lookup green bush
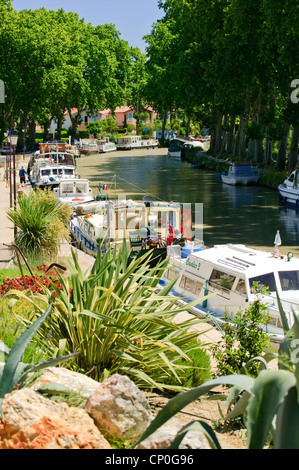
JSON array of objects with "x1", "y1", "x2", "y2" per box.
[
  {"x1": 212, "y1": 283, "x2": 272, "y2": 377},
  {"x1": 165, "y1": 342, "x2": 211, "y2": 389}
]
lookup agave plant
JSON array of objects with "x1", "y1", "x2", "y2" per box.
[
  {"x1": 6, "y1": 240, "x2": 214, "y2": 391},
  {"x1": 0, "y1": 304, "x2": 78, "y2": 418},
  {"x1": 135, "y1": 292, "x2": 299, "y2": 449}
]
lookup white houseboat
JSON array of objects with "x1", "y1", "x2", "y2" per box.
[
  {"x1": 97, "y1": 140, "x2": 117, "y2": 153},
  {"x1": 53, "y1": 179, "x2": 94, "y2": 208},
  {"x1": 29, "y1": 142, "x2": 78, "y2": 190},
  {"x1": 160, "y1": 242, "x2": 299, "y2": 342},
  {"x1": 115, "y1": 135, "x2": 158, "y2": 151}
]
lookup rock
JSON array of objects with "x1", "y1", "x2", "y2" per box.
[
  {"x1": 0, "y1": 388, "x2": 111, "y2": 449},
  {"x1": 136, "y1": 417, "x2": 210, "y2": 450},
  {"x1": 86, "y1": 374, "x2": 153, "y2": 440},
  {"x1": 28, "y1": 366, "x2": 100, "y2": 402}
]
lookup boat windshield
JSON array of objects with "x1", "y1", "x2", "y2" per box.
[
  {"x1": 278, "y1": 271, "x2": 299, "y2": 291},
  {"x1": 249, "y1": 272, "x2": 276, "y2": 292}
]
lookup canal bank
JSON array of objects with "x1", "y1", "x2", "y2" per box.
[{"x1": 183, "y1": 149, "x2": 290, "y2": 190}]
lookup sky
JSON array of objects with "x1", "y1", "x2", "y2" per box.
[{"x1": 11, "y1": 0, "x2": 164, "y2": 51}]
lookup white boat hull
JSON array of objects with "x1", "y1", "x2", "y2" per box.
[
  {"x1": 278, "y1": 184, "x2": 299, "y2": 206},
  {"x1": 221, "y1": 175, "x2": 260, "y2": 185}
]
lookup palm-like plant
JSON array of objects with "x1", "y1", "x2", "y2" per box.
[
  {"x1": 8, "y1": 241, "x2": 212, "y2": 391},
  {"x1": 7, "y1": 188, "x2": 72, "y2": 262}
]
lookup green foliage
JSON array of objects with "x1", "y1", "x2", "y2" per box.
[
  {"x1": 6, "y1": 188, "x2": 72, "y2": 263},
  {"x1": 0, "y1": 304, "x2": 77, "y2": 417},
  {"x1": 212, "y1": 283, "x2": 273, "y2": 377},
  {"x1": 7, "y1": 242, "x2": 210, "y2": 392},
  {"x1": 165, "y1": 342, "x2": 211, "y2": 390}
]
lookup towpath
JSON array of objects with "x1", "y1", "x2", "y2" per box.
[{"x1": 0, "y1": 154, "x2": 95, "y2": 272}]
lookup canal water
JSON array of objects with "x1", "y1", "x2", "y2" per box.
[{"x1": 76, "y1": 148, "x2": 299, "y2": 255}]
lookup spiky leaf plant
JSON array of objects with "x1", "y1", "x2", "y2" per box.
[{"x1": 6, "y1": 241, "x2": 213, "y2": 391}]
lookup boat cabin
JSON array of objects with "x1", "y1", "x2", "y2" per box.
[
  {"x1": 166, "y1": 244, "x2": 299, "y2": 338},
  {"x1": 115, "y1": 135, "x2": 142, "y2": 150},
  {"x1": 53, "y1": 179, "x2": 94, "y2": 207}
]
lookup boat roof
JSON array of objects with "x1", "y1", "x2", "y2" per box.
[{"x1": 189, "y1": 244, "x2": 299, "y2": 277}]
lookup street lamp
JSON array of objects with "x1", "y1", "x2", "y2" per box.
[{"x1": 7, "y1": 128, "x2": 19, "y2": 239}]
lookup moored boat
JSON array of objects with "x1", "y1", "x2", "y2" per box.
[
  {"x1": 97, "y1": 140, "x2": 117, "y2": 153},
  {"x1": 115, "y1": 135, "x2": 142, "y2": 150},
  {"x1": 221, "y1": 164, "x2": 260, "y2": 186},
  {"x1": 29, "y1": 142, "x2": 78, "y2": 190},
  {"x1": 69, "y1": 197, "x2": 190, "y2": 264},
  {"x1": 53, "y1": 178, "x2": 94, "y2": 208},
  {"x1": 168, "y1": 138, "x2": 204, "y2": 158},
  {"x1": 278, "y1": 170, "x2": 299, "y2": 206},
  {"x1": 159, "y1": 235, "x2": 297, "y2": 342},
  {"x1": 78, "y1": 138, "x2": 99, "y2": 155}
]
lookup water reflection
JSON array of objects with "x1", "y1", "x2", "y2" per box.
[{"x1": 77, "y1": 150, "x2": 299, "y2": 250}]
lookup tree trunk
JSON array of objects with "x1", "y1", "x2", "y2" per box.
[
  {"x1": 288, "y1": 123, "x2": 299, "y2": 170},
  {"x1": 68, "y1": 108, "x2": 81, "y2": 139},
  {"x1": 263, "y1": 129, "x2": 272, "y2": 166},
  {"x1": 234, "y1": 96, "x2": 250, "y2": 159},
  {"x1": 28, "y1": 118, "x2": 36, "y2": 150},
  {"x1": 212, "y1": 112, "x2": 222, "y2": 155},
  {"x1": 185, "y1": 115, "x2": 191, "y2": 137},
  {"x1": 234, "y1": 115, "x2": 248, "y2": 159},
  {"x1": 276, "y1": 123, "x2": 290, "y2": 170},
  {"x1": 56, "y1": 114, "x2": 65, "y2": 141},
  {"x1": 161, "y1": 111, "x2": 167, "y2": 141},
  {"x1": 226, "y1": 115, "x2": 235, "y2": 155},
  {"x1": 42, "y1": 118, "x2": 51, "y2": 141}
]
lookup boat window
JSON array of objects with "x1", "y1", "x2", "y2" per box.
[
  {"x1": 52, "y1": 169, "x2": 58, "y2": 175},
  {"x1": 41, "y1": 169, "x2": 51, "y2": 176},
  {"x1": 64, "y1": 169, "x2": 74, "y2": 175},
  {"x1": 179, "y1": 275, "x2": 203, "y2": 295},
  {"x1": 278, "y1": 271, "x2": 299, "y2": 291},
  {"x1": 235, "y1": 278, "x2": 247, "y2": 295},
  {"x1": 165, "y1": 268, "x2": 178, "y2": 280},
  {"x1": 209, "y1": 269, "x2": 236, "y2": 291},
  {"x1": 249, "y1": 273, "x2": 276, "y2": 292},
  {"x1": 61, "y1": 183, "x2": 73, "y2": 194},
  {"x1": 75, "y1": 183, "x2": 86, "y2": 193}
]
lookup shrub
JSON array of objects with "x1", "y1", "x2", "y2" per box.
[
  {"x1": 211, "y1": 283, "x2": 272, "y2": 377},
  {"x1": 165, "y1": 342, "x2": 211, "y2": 390}
]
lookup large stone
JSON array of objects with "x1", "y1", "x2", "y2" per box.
[
  {"x1": 28, "y1": 366, "x2": 100, "y2": 401},
  {"x1": 86, "y1": 374, "x2": 153, "y2": 440},
  {"x1": 0, "y1": 388, "x2": 111, "y2": 449},
  {"x1": 136, "y1": 417, "x2": 210, "y2": 450}
]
